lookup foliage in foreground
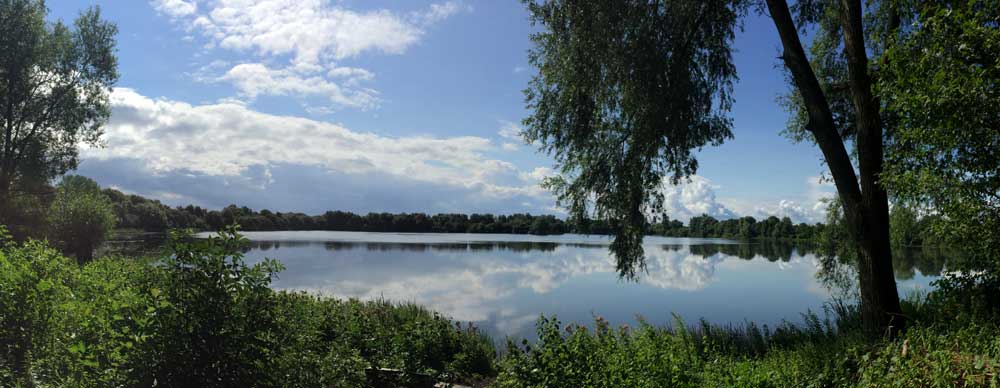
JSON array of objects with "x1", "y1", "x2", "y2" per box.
[
  {"x1": 47, "y1": 176, "x2": 117, "y2": 263},
  {"x1": 499, "y1": 277, "x2": 1000, "y2": 388},
  {"x1": 879, "y1": 0, "x2": 1000, "y2": 276},
  {"x1": 0, "y1": 227, "x2": 495, "y2": 388},
  {"x1": 4, "y1": 224, "x2": 998, "y2": 387}
]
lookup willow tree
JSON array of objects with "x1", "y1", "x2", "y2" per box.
[
  {"x1": 0, "y1": 1, "x2": 118, "y2": 218},
  {"x1": 521, "y1": 0, "x2": 743, "y2": 278},
  {"x1": 523, "y1": 0, "x2": 915, "y2": 336}
]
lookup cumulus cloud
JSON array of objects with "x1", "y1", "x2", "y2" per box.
[
  {"x1": 81, "y1": 88, "x2": 554, "y2": 211},
  {"x1": 168, "y1": 0, "x2": 443, "y2": 63},
  {"x1": 221, "y1": 63, "x2": 379, "y2": 109},
  {"x1": 749, "y1": 200, "x2": 815, "y2": 223},
  {"x1": 152, "y1": 0, "x2": 464, "y2": 109},
  {"x1": 152, "y1": 0, "x2": 197, "y2": 18},
  {"x1": 741, "y1": 176, "x2": 835, "y2": 223},
  {"x1": 520, "y1": 167, "x2": 554, "y2": 182},
  {"x1": 497, "y1": 120, "x2": 524, "y2": 141},
  {"x1": 658, "y1": 176, "x2": 738, "y2": 222}
]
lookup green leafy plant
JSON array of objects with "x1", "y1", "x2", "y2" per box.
[{"x1": 47, "y1": 176, "x2": 117, "y2": 263}]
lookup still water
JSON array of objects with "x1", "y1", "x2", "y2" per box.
[{"x1": 204, "y1": 231, "x2": 941, "y2": 340}]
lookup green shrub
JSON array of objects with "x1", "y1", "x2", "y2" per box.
[
  {"x1": 497, "y1": 309, "x2": 873, "y2": 388},
  {"x1": 47, "y1": 175, "x2": 117, "y2": 263},
  {"x1": 0, "y1": 240, "x2": 77, "y2": 387},
  {"x1": 0, "y1": 227, "x2": 497, "y2": 387},
  {"x1": 142, "y1": 227, "x2": 284, "y2": 387},
  {"x1": 857, "y1": 323, "x2": 1000, "y2": 387},
  {"x1": 32, "y1": 256, "x2": 163, "y2": 387},
  {"x1": 315, "y1": 298, "x2": 497, "y2": 382},
  {"x1": 499, "y1": 315, "x2": 705, "y2": 388}
]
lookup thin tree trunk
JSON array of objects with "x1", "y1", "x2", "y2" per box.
[
  {"x1": 764, "y1": 0, "x2": 903, "y2": 337},
  {"x1": 0, "y1": 174, "x2": 11, "y2": 222}
]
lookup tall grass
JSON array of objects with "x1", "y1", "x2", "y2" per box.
[
  {"x1": 498, "y1": 286, "x2": 1000, "y2": 388},
  {"x1": 0, "y1": 229, "x2": 496, "y2": 388}
]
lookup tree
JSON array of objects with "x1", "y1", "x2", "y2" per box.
[
  {"x1": 0, "y1": 1, "x2": 118, "y2": 218},
  {"x1": 762, "y1": 0, "x2": 927, "y2": 335},
  {"x1": 47, "y1": 175, "x2": 116, "y2": 263},
  {"x1": 878, "y1": 0, "x2": 1000, "y2": 274},
  {"x1": 522, "y1": 0, "x2": 742, "y2": 278},
  {"x1": 889, "y1": 204, "x2": 920, "y2": 247},
  {"x1": 523, "y1": 0, "x2": 910, "y2": 336}
]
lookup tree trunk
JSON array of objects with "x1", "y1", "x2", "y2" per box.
[
  {"x1": 837, "y1": 0, "x2": 904, "y2": 337},
  {"x1": 0, "y1": 174, "x2": 11, "y2": 223},
  {"x1": 764, "y1": 0, "x2": 903, "y2": 337},
  {"x1": 76, "y1": 242, "x2": 95, "y2": 264}
]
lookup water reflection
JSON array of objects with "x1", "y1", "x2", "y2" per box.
[
  {"x1": 249, "y1": 240, "x2": 588, "y2": 253},
  {"x1": 228, "y1": 232, "x2": 946, "y2": 341}
]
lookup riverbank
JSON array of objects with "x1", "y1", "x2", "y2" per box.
[
  {"x1": 3, "y1": 229, "x2": 998, "y2": 387},
  {"x1": 499, "y1": 288, "x2": 1000, "y2": 387},
  {"x1": 1, "y1": 229, "x2": 496, "y2": 388}
]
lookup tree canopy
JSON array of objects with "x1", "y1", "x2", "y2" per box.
[
  {"x1": 47, "y1": 175, "x2": 116, "y2": 263},
  {"x1": 521, "y1": 0, "x2": 744, "y2": 278},
  {"x1": 0, "y1": 0, "x2": 117, "y2": 207},
  {"x1": 878, "y1": 0, "x2": 1000, "y2": 273}
]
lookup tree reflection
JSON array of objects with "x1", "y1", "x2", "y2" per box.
[
  {"x1": 813, "y1": 242, "x2": 955, "y2": 298},
  {"x1": 688, "y1": 241, "x2": 805, "y2": 262}
]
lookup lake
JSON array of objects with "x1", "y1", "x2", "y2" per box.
[{"x1": 186, "y1": 231, "x2": 943, "y2": 341}]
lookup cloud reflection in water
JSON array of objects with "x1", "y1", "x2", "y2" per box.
[{"x1": 235, "y1": 232, "x2": 940, "y2": 340}]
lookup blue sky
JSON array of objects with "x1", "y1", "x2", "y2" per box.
[{"x1": 50, "y1": 0, "x2": 834, "y2": 223}]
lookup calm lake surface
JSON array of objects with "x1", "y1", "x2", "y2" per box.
[{"x1": 194, "y1": 231, "x2": 940, "y2": 341}]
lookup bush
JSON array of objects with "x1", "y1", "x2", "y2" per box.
[
  {"x1": 0, "y1": 240, "x2": 77, "y2": 387},
  {"x1": 47, "y1": 175, "x2": 117, "y2": 263},
  {"x1": 499, "y1": 315, "x2": 706, "y2": 388},
  {"x1": 0, "y1": 227, "x2": 497, "y2": 387},
  {"x1": 856, "y1": 323, "x2": 1000, "y2": 387},
  {"x1": 496, "y1": 303, "x2": 1000, "y2": 388}
]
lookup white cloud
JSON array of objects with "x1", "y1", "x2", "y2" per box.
[
  {"x1": 501, "y1": 142, "x2": 519, "y2": 151},
  {"x1": 521, "y1": 167, "x2": 553, "y2": 182},
  {"x1": 411, "y1": 1, "x2": 471, "y2": 26},
  {"x1": 160, "y1": 0, "x2": 459, "y2": 65},
  {"x1": 658, "y1": 176, "x2": 737, "y2": 222},
  {"x1": 498, "y1": 120, "x2": 524, "y2": 141},
  {"x1": 153, "y1": 1, "x2": 465, "y2": 110},
  {"x1": 221, "y1": 63, "x2": 379, "y2": 109},
  {"x1": 722, "y1": 176, "x2": 835, "y2": 223},
  {"x1": 750, "y1": 199, "x2": 814, "y2": 223},
  {"x1": 152, "y1": 0, "x2": 197, "y2": 18},
  {"x1": 326, "y1": 66, "x2": 375, "y2": 85},
  {"x1": 805, "y1": 175, "x2": 836, "y2": 205},
  {"x1": 85, "y1": 88, "x2": 549, "y2": 207},
  {"x1": 261, "y1": 242, "x2": 774, "y2": 325},
  {"x1": 757, "y1": 176, "x2": 834, "y2": 223}
]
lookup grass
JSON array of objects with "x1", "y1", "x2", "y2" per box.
[
  {"x1": 3, "y1": 227, "x2": 999, "y2": 387},
  {"x1": 497, "y1": 280, "x2": 1000, "y2": 388},
  {"x1": 0, "y1": 229, "x2": 496, "y2": 388}
]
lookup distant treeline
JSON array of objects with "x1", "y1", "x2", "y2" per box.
[
  {"x1": 104, "y1": 188, "x2": 824, "y2": 239},
  {"x1": 651, "y1": 215, "x2": 824, "y2": 241},
  {"x1": 103, "y1": 189, "x2": 571, "y2": 235}
]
